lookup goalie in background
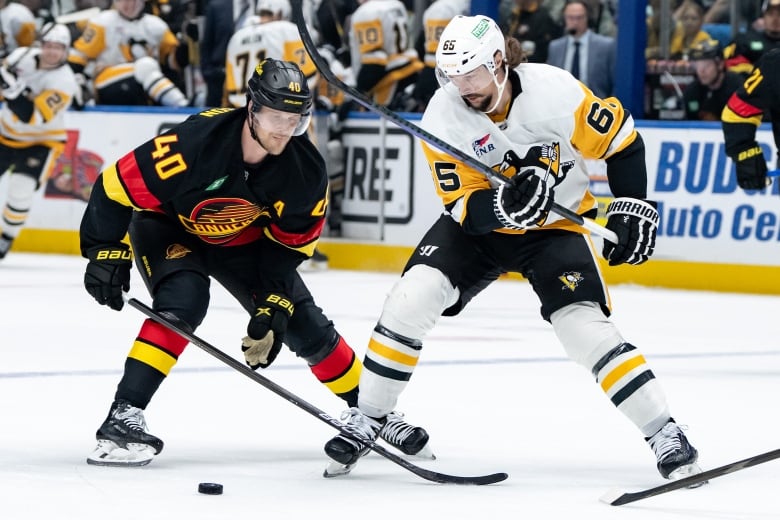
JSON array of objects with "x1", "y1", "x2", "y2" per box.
[
  {"x1": 0, "y1": 23, "x2": 80, "y2": 259},
  {"x1": 322, "y1": 14, "x2": 704, "y2": 483},
  {"x1": 79, "y1": 58, "x2": 430, "y2": 467}
]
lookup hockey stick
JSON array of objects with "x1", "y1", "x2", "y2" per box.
[
  {"x1": 126, "y1": 296, "x2": 508, "y2": 485},
  {"x1": 290, "y1": 0, "x2": 618, "y2": 244},
  {"x1": 600, "y1": 447, "x2": 780, "y2": 506}
]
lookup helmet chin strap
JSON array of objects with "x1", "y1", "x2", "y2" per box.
[
  {"x1": 483, "y1": 64, "x2": 509, "y2": 115},
  {"x1": 248, "y1": 111, "x2": 267, "y2": 149}
]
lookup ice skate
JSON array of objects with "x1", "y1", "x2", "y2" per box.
[
  {"x1": 0, "y1": 233, "x2": 13, "y2": 259},
  {"x1": 323, "y1": 407, "x2": 381, "y2": 477},
  {"x1": 647, "y1": 420, "x2": 706, "y2": 487},
  {"x1": 379, "y1": 411, "x2": 435, "y2": 460},
  {"x1": 87, "y1": 400, "x2": 164, "y2": 467}
]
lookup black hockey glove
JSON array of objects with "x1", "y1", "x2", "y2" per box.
[
  {"x1": 493, "y1": 169, "x2": 554, "y2": 230},
  {"x1": 602, "y1": 198, "x2": 659, "y2": 266},
  {"x1": 733, "y1": 144, "x2": 768, "y2": 190},
  {"x1": 84, "y1": 245, "x2": 132, "y2": 310},
  {"x1": 242, "y1": 293, "x2": 294, "y2": 370}
]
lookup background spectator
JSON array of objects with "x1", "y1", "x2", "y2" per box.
[
  {"x1": 682, "y1": 38, "x2": 742, "y2": 120},
  {"x1": 547, "y1": 0, "x2": 615, "y2": 98},
  {"x1": 499, "y1": 0, "x2": 561, "y2": 63}
]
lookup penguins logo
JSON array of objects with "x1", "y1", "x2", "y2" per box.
[
  {"x1": 559, "y1": 271, "x2": 584, "y2": 292},
  {"x1": 178, "y1": 198, "x2": 270, "y2": 244},
  {"x1": 498, "y1": 142, "x2": 574, "y2": 187}
]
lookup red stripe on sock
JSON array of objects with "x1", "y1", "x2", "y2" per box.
[
  {"x1": 310, "y1": 336, "x2": 355, "y2": 381},
  {"x1": 137, "y1": 318, "x2": 188, "y2": 357}
]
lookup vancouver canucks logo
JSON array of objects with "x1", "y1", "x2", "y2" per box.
[
  {"x1": 472, "y1": 134, "x2": 495, "y2": 157},
  {"x1": 179, "y1": 197, "x2": 271, "y2": 244}
]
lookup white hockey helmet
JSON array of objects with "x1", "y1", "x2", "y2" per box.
[
  {"x1": 41, "y1": 23, "x2": 71, "y2": 48},
  {"x1": 435, "y1": 15, "x2": 505, "y2": 81},
  {"x1": 256, "y1": 0, "x2": 291, "y2": 20}
]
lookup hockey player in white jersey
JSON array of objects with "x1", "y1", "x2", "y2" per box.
[
  {"x1": 67, "y1": 0, "x2": 189, "y2": 106},
  {"x1": 412, "y1": 0, "x2": 469, "y2": 110},
  {"x1": 348, "y1": 0, "x2": 422, "y2": 109},
  {"x1": 0, "y1": 24, "x2": 80, "y2": 259},
  {"x1": 0, "y1": 0, "x2": 36, "y2": 59},
  {"x1": 225, "y1": 0, "x2": 317, "y2": 108},
  {"x1": 323, "y1": 15, "x2": 704, "y2": 483}
]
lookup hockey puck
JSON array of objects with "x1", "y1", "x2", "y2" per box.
[{"x1": 198, "y1": 482, "x2": 223, "y2": 495}]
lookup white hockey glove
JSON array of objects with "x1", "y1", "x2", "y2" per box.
[
  {"x1": 493, "y1": 169, "x2": 554, "y2": 229},
  {"x1": 602, "y1": 197, "x2": 659, "y2": 266},
  {"x1": 0, "y1": 66, "x2": 28, "y2": 100}
]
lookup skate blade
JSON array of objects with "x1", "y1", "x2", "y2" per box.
[
  {"x1": 86, "y1": 440, "x2": 155, "y2": 467},
  {"x1": 323, "y1": 459, "x2": 357, "y2": 478},
  {"x1": 407, "y1": 443, "x2": 436, "y2": 461},
  {"x1": 669, "y1": 463, "x2": 708, "y2": 488}
]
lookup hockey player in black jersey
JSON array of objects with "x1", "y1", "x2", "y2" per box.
[
  {"x1": 79, "y1": 58, "x2": 431, "y2": 467},
  {"x1": 722, "y1": 47, "x2": 780, "y2": 190},
  {"x1": 323, "y1": 15, "x2": 703, "y2": 482}
]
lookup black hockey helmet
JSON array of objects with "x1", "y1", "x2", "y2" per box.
[
  {"x1": 247, "y1": 58, "x2": 313, "y2": 116},
  {"x1": 689, "y1": 39, "x2": 722, "y2": 61}
]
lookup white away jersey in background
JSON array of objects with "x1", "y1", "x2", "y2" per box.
[
  {"x1": 225, "y1": 19, "x2": 316, "y2": 107},
  {"x1": 0, "y1": 47, "x2": 80, "y2": 147}
]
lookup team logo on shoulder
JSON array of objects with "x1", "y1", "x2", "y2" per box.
[
  {"x1": 559, "y1": 271, "x2": 584, "y2": 292},
  {"x1": 165, "y1": 244, "x2": 192, "y2": 259},
  {"x1": 472, "y1": 134, "x2": 495, "y2": 157}
]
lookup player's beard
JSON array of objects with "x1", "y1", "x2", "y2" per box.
[{"x1": 462, "y1": 93, "x2": 493, "y2": 112}]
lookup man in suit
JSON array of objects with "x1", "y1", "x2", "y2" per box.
[{"x1": 547, "y1": 0, "x2": 615, "y2": 98}]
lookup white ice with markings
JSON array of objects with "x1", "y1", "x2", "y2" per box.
[{"x1": 1, "y1": 252, "x2": 779, "y2": 519}]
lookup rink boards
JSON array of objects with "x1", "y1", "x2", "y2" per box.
[{"x1": 4, "y1": 107, "x2": 779, "y2": 294}]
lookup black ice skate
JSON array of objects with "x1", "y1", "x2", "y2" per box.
[
  {"x1": 647, "y1": 420, "x2": 704, "y2": 485},
  {"x1": 87, "y1": 400, "x2": 164, "y2": 467},
  {"x1": 379, "y1": 412, "x2": 435, "y2": 460},
  {"x1": 323, "y1": 407, "x2": 381, "y2": 477}
]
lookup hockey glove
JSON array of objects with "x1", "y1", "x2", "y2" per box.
[
  {"x1": 0, "y1": 66, "x2": 28, "y2": 100},
  {"x1": 734, "y1": 144, "x2": 768, "y2": 190},
  {"x1": 84, "y1": 245, "x2": 132, "y2": 310},
  {"x1": 242, "y1": 293, "x2": 294, "y2": 370},
  {"x1": 602, "y1": 198, "x2": 659, "y2": 266},
  {"x1": 493, "y1": 169, "x2": 554, "y2": 230}
]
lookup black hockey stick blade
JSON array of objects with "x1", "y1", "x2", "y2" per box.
[
  {"x1": 290, "y1": 0, "x2": 617, "y2": 244},
  {"x1": 601, "y1": 447, "x2": 780, "y2": 506},
  {"x1": 126, "y1": 297, "x2": 508, "y2": 485}
]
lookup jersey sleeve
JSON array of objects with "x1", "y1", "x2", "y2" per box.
[{"x1": 721, "y1": 50, "x2": 779, "y2": 158}]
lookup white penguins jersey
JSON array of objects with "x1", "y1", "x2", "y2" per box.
[
  {"x1": 420, "y1": 63, "x2": 638, "y2": 235},
  {"x1": 225, "y1": 20, "x2": 317, "y2": 108},
  {"x1": 0, "y1": 47, "x2": 80, "y2": 147},
  {"x1": 421, "y1": 0, "x2": 469, "y2": 68},
  {"x1": 69, "y1": 9, "x2": 180, "y2": 72},
  {"x1": 348, "y1": 0, "x2": 418, "y2": 77},
  {"x1": 0, "y1": 3, "x2": 36, "y2": 58}
]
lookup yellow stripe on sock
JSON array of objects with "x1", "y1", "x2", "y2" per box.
[
  {"x1": 600, "y1": 354, "x2": 646, "y2": 393},
  {"x1": 322, "y1": 358, "x2": 362, "y2": 394},
  {"x1": 368, "y1": 338, "x2": 419, "y2": 367},
  {"x1": 127, "y1": 340, "x2": 177, "y2": 375}
]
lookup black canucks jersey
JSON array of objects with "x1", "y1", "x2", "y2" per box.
[{"x1": 80, "y1": 107, "x2": 328, "y2": 258}]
